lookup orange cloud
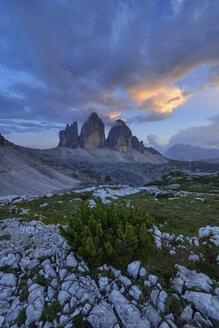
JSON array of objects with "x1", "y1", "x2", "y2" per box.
[
  {"x1": 128, "y1": 85, "x2": 188, "y2": 113},
  {"x1": 108, "y1": 111, "x2": 123, "y2": 119}
]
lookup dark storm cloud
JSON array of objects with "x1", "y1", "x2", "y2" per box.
[{"x1": 0, "y1": 0, "x2": 219, "y2": 128}]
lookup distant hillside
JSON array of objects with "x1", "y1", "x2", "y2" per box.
[{"x1": 165, "y1": 144, "x2": 219, "y2": 162}]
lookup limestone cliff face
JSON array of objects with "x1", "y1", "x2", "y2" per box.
[
  {"x1": 58, "y1": 122, "x2": 78, "y2": 148},
  {"x1": 79, "y1": 113, "x2": 105, "y2": 150},
  {"x1": 107, "y1": 119, "x2": 132, "y2": 152},
  {"x1": 132, "y1": 136, "x2": 145, "y2": 154}
]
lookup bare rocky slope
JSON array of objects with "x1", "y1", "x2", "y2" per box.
[{"x1": 0, "y1": 140, "x2": 79, "y2": 197}]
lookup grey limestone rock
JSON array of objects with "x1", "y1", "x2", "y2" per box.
[
  {"x1": 149, "y1": 274, "x2": 158, "y2": 286},
  {"x1": 79, "y1": 112, "x2": 105, "y2": 149},
  {"x1": 184, "y1": 291, "x2": 219, "y2": 322},
  {"x1": 109, "y1": 290, "x2": 150, "y2": 328},
  {"x1": 0, "y1": 273, "x2": 17, "y2": 287},
  {"x1": 176, "y1": 265, "x2": 212, "y2": 293},
  {"x1": 139, "y1": 267, "x2": 147, "y2": 279},
  {"x1": 132, "y1": 136, "x2": 145, "y2": 154},
  {"x1": 65, "y1": 253, "x2": 78, "y2": 268},
  {"x1": 87, "y1": 300, "x2": 117, "y2": 328},
  {"x1": 151, "y1": 289, "x2": 160, "y2": 307},
  {"x1": 58, "y1": 290, "x2": 71, "y2": 306},
  {"x1": 181, "y1": 306, "x2": 193, "y2": 321},
  {"x1": 107, "y1": 119, "x2": 132, "y2": 152},
  {"x1": 144, "y1": 305, "x2": 162, "y2": 328},
  {"x1": 127, "y1": 260, "x2": 141, "y2": 279},
  {"x1": 129, "y1": 285, "x2": 142, "y2": 301},
  {"x1": 157, "y1": 290, "x2": 167, "y2": 313},
  {"x1": 58, "y1": 121, "x2": 78, "y2": 148}
]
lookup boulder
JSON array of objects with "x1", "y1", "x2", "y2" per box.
[
  {"x1": 109, "y1": 290, "x2": 150, "y2": 328},
  {"x1": 79, "y1": 112, "x2": 105, "y2": 149},
  {"x1": 107, "y1": 119, "x2": 132, "y2": 152},
  {"x1": 184, "y1": 291, "x2": 219, "y2": 322},
  {"x1": 127, "y1": 261, "x2": 141, "y2": 279},
  {"x1": 58, "y1": 121, "x2": 78, "y2": 148},
  {"x1": 87, "y1": 301, "x2": 117, "y2": 328}
]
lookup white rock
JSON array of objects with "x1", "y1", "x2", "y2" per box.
[
  {"x1": 184, "y1": 291, "x2": 219, "y2": 321},
  {"x1": 110, "y1": 266, "x2": 121, "y2": 279},
  {"x1": 47, "y1": 286, "x2": 56, "y2": 301},
  {"x1": 58, "y1": 290, "x2": 71, "y2": 306},
  {"x1": 119, "y1": 275, "x2": 132, "y2": 288},
  {"x1": 59, "y1": 315, "x2": 71, "y2": 326},
  {"x1": 129, "y1": 285, "x2": 142, "y2": 301},
  {"x1": 26, "y1": 304, "x2": 42, "y2": 326},
  {"x1": 0, "y1": 273, "x2": 17, "y2": 287},
  {"x1": 59, "y1": 269, "x2": 68, "y2": 280},
  {"x1": 215, "y1": 287, "x2": 219, "y2": 296},
  {"x1": 181, "y1": 306, "x2": 193, "y2": 321},
  {"x1": 66, "y1": 253, "x2": 78, "y2": 268},
  {"x1": 149, "y1": 274, "x2": 158, "y2": 286},
  {"x1": 82, "y1": 303, "x2": 91, "y2": 315},
  {"x1": 144, "y1": 281, "x2": 151, "y2": 287},
  {"x1": 98, "y1": 276, "x2": 109, "y2": 293},
  {"x1": 157, "y1": 290, "x2": 167, "y2": 313},
  {"x1": 193, "y1": 311, "x2": 208, "y2": 325},
  {"x1": 0, "y1": 316, "x2": 4, "y2": 327},
  {"x1": 150, "y1": 289, "x2": 160, "y2": 307},
  {"x1": 144, "y1": 305, "x2": 162, "y2": 327},
  {"x1": 139, "y1": 267, "x2": 147, "y2": 279},
  {"x1": 127, "y1": 261, "x2": 141, "y2": 279},
  {"x1": 188, "y1": 254, "x2": 199, "y2": 262},
  {"x1": 109, "y1": 290, "x2": 150, "y2": 328},
  {"x1": 44, "y1": 263, "x2": 57, "y2": 278},
  {"x1": 87, "y1": 300, "x2": 117, "y2": 328},
  {"x1": 159, "y1": 322, "x2": 169, "y2": 328},
  {"x1": 175, "y1": 265, "x2": 212, "y2": 293}
]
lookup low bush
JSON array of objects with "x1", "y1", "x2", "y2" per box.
[{"x1": 60, "y1": 199, "x2": 154, "y2": 267}]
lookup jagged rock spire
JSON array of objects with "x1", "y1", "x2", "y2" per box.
[
  {"x1": 58, "y1": 121, "x2": 78, "y2": 148},
  {"x1": 106, "y1": 119, "x2": 132, "y2": 152},
  {"x1": 79, "y1": 112, "x2": 105, "y2": 149}
]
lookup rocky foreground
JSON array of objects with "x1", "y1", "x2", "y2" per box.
[{"x1": 0, "y1": 218, "x2": 218, "y2": 328}]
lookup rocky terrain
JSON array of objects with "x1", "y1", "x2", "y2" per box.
[
  {"x1": 0, "y1": 217, "x2": 218, "y2": 328},
  {"x1": 0, "y1": 171, "x2": 218, "y2": 327},
  {"x1": 0, "y1": 137, "x2": 79, "y2": 197},
  {"x1": 165, "y1": 144, "x2": 219, "y2": 162}
]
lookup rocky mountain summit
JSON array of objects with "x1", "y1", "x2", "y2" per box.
[
  {"x1": 106, "y1": 119, "x2": 132, "y2": 152},
  {"x1": 59, "y1": 122, "x2": 78, "y2": 148},
  {"x1": 58, "y1": 112, "x2": 149, "y2": 154},
  {"x1": 79, "y1": 112, "x2": 105, "y2": 150}
]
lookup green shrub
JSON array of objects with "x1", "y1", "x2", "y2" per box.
[{"x1": 60, "y1": 199, "x2": 154, "y2": 267}]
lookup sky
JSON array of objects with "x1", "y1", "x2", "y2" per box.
[{"x1": 0, "y1": 0, "x2": 219, "y2": 151}]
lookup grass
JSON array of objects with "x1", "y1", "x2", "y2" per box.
[
  {"x1": 41, "y1": 301, "x2": 61, "y2": 322},
  {"x1": 0, "y1": 172, "x2": 218, "y2": 283},
  {"x1": 0, "y1": 233, "x2": 11, "y2": 241}
]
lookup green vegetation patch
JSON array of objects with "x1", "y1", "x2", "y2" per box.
[
  {"x1": 0, "y1": 233, "x2": 11, "y2": 241},
  {"x1": 41, "y1": 301, "x2": 61, "y2": 322},
  {"x1": 61, "y1": 199, "x2": 154, "y2": 268}
]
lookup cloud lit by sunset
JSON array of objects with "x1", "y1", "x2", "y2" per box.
[
  {"x1": 0, "y1": 0, "x2": 218, "y2": 149},
  {"x1": 128, "y1": 85, "x2": 188, "y2": 114}
]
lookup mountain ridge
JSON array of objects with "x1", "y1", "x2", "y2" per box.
[{"x1": 165, "y1": 144, "x2": 219, "y2": 162}]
